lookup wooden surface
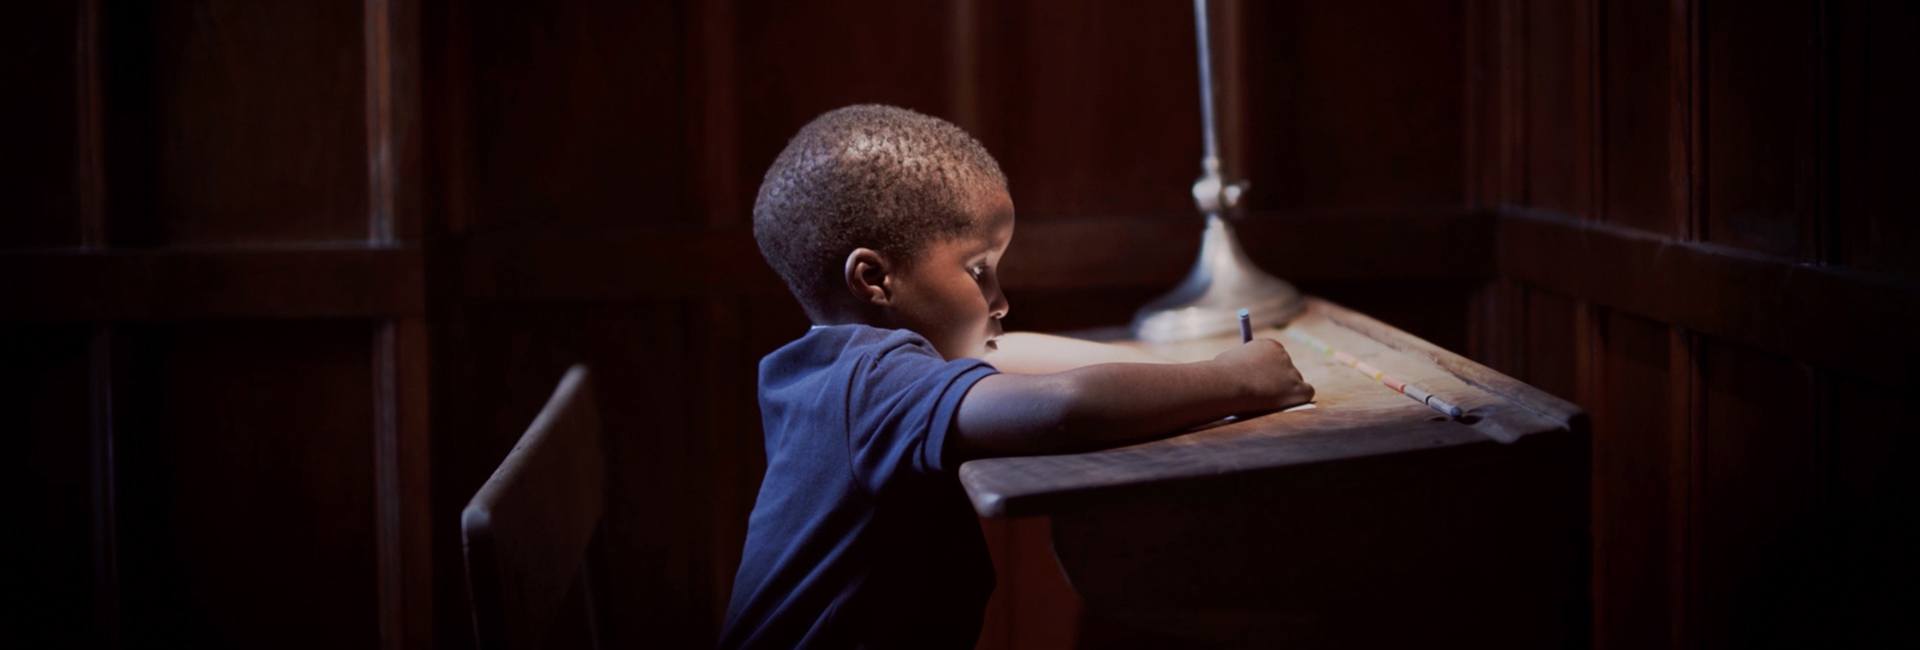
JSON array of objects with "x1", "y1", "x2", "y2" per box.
[
  {"x1": 4, "y1": 2, "x2": 433, "y2": 648},
  {"x1": 960, "y1": 297, "x2": 1584, "y2": 519}
]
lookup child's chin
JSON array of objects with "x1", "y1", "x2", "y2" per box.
[{"x1": 983, "y1": 339, "x2": 999, "y2": 353}]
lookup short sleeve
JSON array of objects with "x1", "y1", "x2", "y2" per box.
[{"x1": 845, "y1": 332, "x2": 998, "y2": 496}]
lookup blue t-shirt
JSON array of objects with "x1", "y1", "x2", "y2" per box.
[{"x1": 720, "y1": 325, "x2": 1001, "y2": 649}]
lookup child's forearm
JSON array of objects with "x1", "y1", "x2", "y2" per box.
[
  {"x1": 951, "y1": 360, "x2": 1261, "y2": 459},
  {"x1": 1054, "y1": 360, "x2": 1261, "y2": 446}
]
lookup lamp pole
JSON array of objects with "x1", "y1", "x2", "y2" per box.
[{"x1": 1131, "y1": 0, "x2": 1303, "y2": 341}]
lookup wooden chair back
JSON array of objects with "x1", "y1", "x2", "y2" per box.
[{"x1": 462, "y1": 365, "x2": 606, "y2": 650}]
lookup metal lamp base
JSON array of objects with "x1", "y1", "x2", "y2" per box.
[
  {"x1": 1134, "y1": 0, "x2": 1303, "y2": 342},
  {"x1": 1131, "y1": 214, "x2": 1304, "y2": 342}
]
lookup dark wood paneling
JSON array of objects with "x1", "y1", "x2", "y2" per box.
[
  {"x1": 974, "y1": 0, "x2": 1199, "y2": 220},
  {"x1": 458, "y1": 210, "x2": 1494, "y2": 302},
  {"x1": 100, "y1": 0, "x2": 369, "y2": 246},
  {"x1": 12, "y1": 3, "x2": 425, "y2": 648},
  {"x1": 1696, "y1": 338, "x2": 1818, "y2": 650},
  {"x1": 0, "y1": 247, "x2": 425, "y2": 321},
  {"x1": 687, "y1": 0, "x2": 743, "y2": 229},
  {"x1": 1465, "y1": 0, "x2": 1525, "y2": 207},
  {"x1": 375, "y1": 318, "x2": 435, "y2": 650},
  {"x1": 369, "y1": 0, "x2": 425, "y2": 245},
  {"x1": 113, "y1": 322, "x2": 378, "y2": 649},
  {"x1": 1467, "y1": 1, "x2": 1919, "y2": 648},
  {"x1": 1521, "y1": 0, "x2": 1593, "y2": 214},
  {"x1": 1242, "y1": 0, "x2": 1467, "y2": 212},
  {"x1": 463, "y1": 1, "x2": 693, "y2": 231},
  {"x1": 1304, "y1": 280, "x2": 1479, "y2": 356},
  {"x1": 1702, "y1": 0, "x2": 1817, "y2": 259},
  {"x1": 1, "y1": 2, "x2": 82, "y2": 249},
  {"x1": 459, "y1": 227, "x2": 784, "y2": 301},
  {"x1": 1498, "y1": 208, "x2": 1918, "y2": 389},
  {"x1": 1463, "y1": 0, "x2": 1495, "y2": 207},
  {"x1": 2, "y1": 325, "x2": 97, "y2": 645},
  {"x1": 1522, "y1": 288, "x2": 1579, "y2": 401},
  {"x1": 1821, "y1": 376, "x2": 1918, "y2": 648},
  {"x1": 1465, "y1": 277, "x2": 1518, "y2": 378},
  {"x1": 1008, "y1": 211, "x2": 1493, "y2": 290},
  {"x1": 1590, "y1": 310, "x2": 1682, "y2": 650},
  {"x1": 1600, "y1": 0, "x2": 1678, "y2": 236},
  {"x1": 1829, "y1": 1, "x2": 1920, "y2": 280},
  {"x1": 736, "y1": 0, "x2": 955, "y2": 223}
]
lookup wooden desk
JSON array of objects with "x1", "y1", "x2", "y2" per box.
[{"x1": 959, "y1": 298, "x2": 1589, "y2": 648}]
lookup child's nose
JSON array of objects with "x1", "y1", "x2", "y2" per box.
[{"x1": 988, "y1": 292, "x2": 1009, "y2": 320}]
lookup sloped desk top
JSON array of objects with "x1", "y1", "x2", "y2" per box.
[{"x1": 960, "y1": 297, "x2": 1586, "y2": 518}]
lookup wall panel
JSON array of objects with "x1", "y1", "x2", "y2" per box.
[
  {"x1": 2, "y1": 325, "x2": 98, "y2": 646},
  {"x1": 1702, "y1": 0, "x2": 1817, "y2": 258},
  {"x1": 1590, "y1": 311, "x2": 1680, "y2": 650},
  {"x1": 1599, "y1": 0, "x2": 1677, "y2": 236},
  {"x1": 1315, "y1": 281, "x2": 1478, "y2": 355},
  {"x1": 735, "y1": 0, "x2": 956, "y2": 222},
  {"x1": 1, "y1": 2, "x2": 83, "y2": 249},
  {"x1": 1821, "y1": 377, "x2": 1917, "y2": 648},
  {"x1": 1520, "y1": 0, "x2": 1592, "y2": 214},
  {"x1": 1242, "y1": 0, "x2": 1467, "y2": 212},
  {"x1": 974, "y1": 0, "x2": 1199, "y2": 220},
  {"x1": 112, "y1": 322, "x2": 378, "y2": 649},
  {"x1": 1522, "y1": 287, "x2": 1579, "y2": 401},
  {"x1": 1829, "y1": 0, "x2": 1920, "y2": 279},
  {"x1": 1695, "y1": 339, "x2": 1818, "y2": 649},
  {"x1": 100, "y1": 0, "x2": 370, "y2": 246},
  {"x1": 464, "y1": 1, "x2": 693, "y2": 231},
  {"x1": 1471, "y1": 2, "x2": 1919, "y2": 647}
]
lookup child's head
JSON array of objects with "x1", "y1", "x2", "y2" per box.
[{"x1": 754, "y1": 104, "x2": 1014, "y2": 360}]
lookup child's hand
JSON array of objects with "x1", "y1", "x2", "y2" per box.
[{"x1": 1212, "y1": 339, "x2": 1315, "y2": 413}]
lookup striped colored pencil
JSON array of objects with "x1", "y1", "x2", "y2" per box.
[{"x1": 1282, "y1": 328, "x2": 1464, "y2": 419}]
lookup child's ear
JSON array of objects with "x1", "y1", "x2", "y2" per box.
[{"x1": 844, "y1": 248, "x2": 893, "y2": 307}]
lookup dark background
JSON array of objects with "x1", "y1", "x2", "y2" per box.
[{"x1": 5, "y1": 0, "x2": 1914, "y2": 648}]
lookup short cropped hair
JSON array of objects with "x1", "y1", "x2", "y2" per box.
[{"x1": 753, "y1": 104, "x2": 1007, "y2": 317}]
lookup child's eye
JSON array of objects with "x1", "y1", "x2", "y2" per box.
[{"x1": 968, "y1": 264, "x2": 988, "y2": 281}]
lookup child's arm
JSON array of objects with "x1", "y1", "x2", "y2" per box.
[
  {"x1": 951, "y1": 339, "x2": 1314, "y2": 460},
  {"x1": 981, "y1": 332, "x2": 1173, "y2": 374}
]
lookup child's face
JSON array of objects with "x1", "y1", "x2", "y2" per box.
[{"x1": 887, "y1": 185, "x2": 1015, "y2": 360}]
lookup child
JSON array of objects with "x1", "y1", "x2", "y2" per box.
[{"x1": 722, "y1": 105, "x2": 1313, "y2": 649}]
